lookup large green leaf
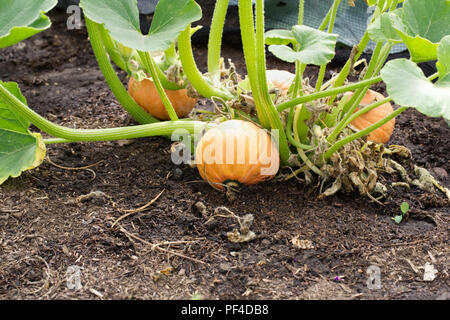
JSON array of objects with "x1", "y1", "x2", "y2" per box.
[
  {"x1": 0, "y1": 82, "x2": 46, "y2": 185},
  {"x1": 79, "y1": 0, "x2": 202, "y2": 52},
  {"x1": 380, "y1": 37, "x2": 450, "y2": 122},
  {"x1": 368, "y1": 12, "x2": 403, "y2": 43},
  {"x1": 0, "y1": 0, "x2": 57, "y2": 48},
  {"x1": 371, "y1": 0, "x2": 450, "y2": 62},
  {"x1": 267, "y1": 25, "x2": 337, "y2": 66}
]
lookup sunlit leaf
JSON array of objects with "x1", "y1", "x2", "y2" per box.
[
  {"x1": 267, "y1": 25, "x2": 337, "y2": 66},
  {"x1": 79, "y1": 0, "x2": 202, "y2": 52},
  {"x1": 370, "y1": 0, "x2": 450, "y2": 62},
  {"x1": 381, "y1": 37, "x2": 450, "y2": 122},
  {"x1": 0, "y1": 0, "x2": 57, "y2": 48}
]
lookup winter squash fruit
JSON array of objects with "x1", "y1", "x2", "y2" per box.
[
  {"x1": 128, "y1": 77, "x2": 197, "y2": 120},
  {"x1": 195, "y1": 120, "x2": 280, "y2": 189},
  {"x1": 346, "y1": 89, "x2": 395, "y2": 144},
  {"x1": 266, "y1": 69, "x2": 296, "y2": 94}
]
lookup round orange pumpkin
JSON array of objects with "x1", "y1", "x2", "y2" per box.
[
  {"x1": 266, "y1": 69, "x2": 296, "y2": 94},
  {"x1": 346, "y1": 89, "x2": 395, "y2": 144},
  {"x1": 128, "y1": 77, "x2": 197, "y2": 120},
  {"x1": 195, "y1": 120, "x2": 280, "y2": 189}
]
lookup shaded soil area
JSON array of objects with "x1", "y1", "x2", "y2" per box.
[{"x1": 0, "y1": 10, "x2": 449, "y2": 300}]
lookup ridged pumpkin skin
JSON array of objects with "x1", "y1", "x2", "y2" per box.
[
  {"x1": 128, "y1": 77, "x2": 197, "y2": 120},
  {"x1": 266, "y1": 69, "x2": 296, "y2": 94},
  {"x1": 346, "y1": 89, "x2": 395, "y2": 144},
  {"x1": 195, "y1": 120, "x2": 280, "y2": 189}
]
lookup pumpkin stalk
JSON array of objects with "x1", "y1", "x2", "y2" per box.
[
  {"x1": 138, "y1": 51, "x2": 179, "y2": 121},
  {"x1": 324, "y1": 107, "x2": 407, "y2": 160},
  {"x1": 84, "y1": 17, "x2": 157, "y2": 125},
  {"x1": 178, "y1": 26, "x2": 235, "y2": 100},
  {"x1": 207, "y1": 0, "x2": 230, "y2": 84}
]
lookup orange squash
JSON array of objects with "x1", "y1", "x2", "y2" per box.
[
  {"x1": 266, "y1": 69, "x2": 296, "y2": 94},
  {"x1": 128, "y1": 77, "x2": 197, "y2": 120},
  {"x1": 195, "y1": 120, "x2": 280, "y2": 189},
  {"x1": 345, "y1": 89, "x2": 395, "y2": 144}
]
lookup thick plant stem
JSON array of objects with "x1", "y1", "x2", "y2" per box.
[
  {"x1": 298, "y1": 0, "x2": 304, "y2": 25},
  {"x1": 254, "y1": 0, "x2": 291, "y2": 164},
  {"x1": 315, "y1": 0, "x2": 342, "y2": 91},
  {"x1": 98, "y1": 24, "x2": 128, "y2": 72},
  {"x1": 85, "y1": 18, "x2": 157, "y2": 125},
  {"x1": 327, "y1": 32, "x2": 370, "y2": 104},
  {"x1": 339, "y1": 42, "x2": 384, "y2": 115},
  {"x1": 343, "y1": 97, "x2": 392, "y2": 128},
  {"x1": 324, "y1": 107, "x2": 407, "y2": 160},
  {"x1": 44, "y1": 138, "x2": 73, "y2": 145},
  {"x1": 0, "y1": 82, "x2": 210, "y2": 142},
  {"x1": 238, "y1": 0, "x2": 269, "y2": 128},
  {"x1": 286, "y1": 106, "x2": 313, "y2": 150},
  {"x1": 277, "y1": 76, "x2": 383, "y2": 112},
  {"x1": 208, "y1": 0, "x2": 230, "y2": 83},
  {"x1": 138, "y1": 51, "x2": 179, "y2": 121},
  {"x1": 178, "y1": 26, "x2": 234, "y2": 100},
  {"x1": 389, "y1": 0, "x2": 400, "y2": 10},
  {"x1": 327, "y1": 42, "x2": 389, "y2": 142}
]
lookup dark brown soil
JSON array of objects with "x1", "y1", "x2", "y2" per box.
[{"x1": 0, "y1": 10, "x2": 448, "y2": 300}]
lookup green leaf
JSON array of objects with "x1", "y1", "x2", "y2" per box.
[
  {"x1": 400, "y1": 201, "x2": 409, "y2": 214},
  {"x1": 0, "y1": 0, "x2": 57, "y2": 48},
  {"x1": 368, "y1": 12, "x2": 402, "y2": 43},
  {"x1": 268, "y1": 25, "x2": 337, "y2": 66},
  {"x1": 437, "y1": 35, "x2": 450, "y2": 80},
  {"x1": 265, "y1": 29, "x2": 296, "y2": 46},
  {"x1": 0, "y1": 82, "x2": 46, "y2": 185},
  {"x1": 380, "y1": 57, "x2": 450, "y2": 122},
  {"x1": 393, "y1": 215, "x2": 403, "y2": 224},
  {"x1": 80, "y1": 0, "x2": 202, "y2": 52},
  {"x1": 388, "y1": 0, "x2": 450, "y2": 62}
]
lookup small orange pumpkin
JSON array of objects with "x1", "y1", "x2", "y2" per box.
[
  {"x1": 195, "y1": 120, "x2": 280, "y2": 189},
  {"x1": 266, "y1": 69, "x2": 296, "y2": 94},
  {"x1": 345, "y1": 89, "x2": 395, "y2": 144},
  {"x1": 128, "y1": 77, "x2": 197, "y2": 120}
]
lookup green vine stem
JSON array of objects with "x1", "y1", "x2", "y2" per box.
[
  {"x1": 164, "y1": 43, "x2": 177, "y2": 67},
  {"x1": 0, "y1": 81, "x2": 210, "y2": 142},
  {"x1": 327, "y1": 42, "x2": 392, "y2": 142},
  {"x1": 208, "y1": 0, "x2": 230, "y2": 83},
  {"x1": 327, "y1": 32, "x2": 370, "y2": 104},
  {"x1": 238, "y1": 0, "x2": 269, "y2": 128},
  {"x1": 389, "y1": 0, "x2": 400, "y2": 10},
  {"x1": 286, "y1": 106, "x2": 313, "y2": 150},
  {"x1": 340, "y1": 96, "x2": 392, "y2": 132},
  {"x1": 138, "y1": 51, "x2": 179, "y2": 121},
  {"x1": 254, "y1": 0, "x2": 291, "y2": 164},
  {"x1": 276, "y1": 76, "x2": 383, "y2": 112},
  {"x1": 315, "y1": 0, "x2": 342, "y2": 92},
  {"x1": 98, "y1": 24, "x2": 128, "y2": 72},
  {"x1": 178, "y1": 26, "x2": 234, "y2": 100},
  {"x1": 323, "y1": 107, "x2": 407, "y2": 160},
  {"x1": 84, "y1": 17, "x2": 157, "y2": 125}
]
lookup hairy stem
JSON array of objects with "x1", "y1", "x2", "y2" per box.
[
  {"x1": 85, "y1": 18, "x2": 157, "y2": 124},
  {"x1": 324, "y1": 107, "x2": 407, "y2": 160},
  {"x1": 138, "y1": 51, "x2": 179, "y2": 121},
  {"x1": 178, "y1": 26, "x2": 234, "y2": 100},
  {"x1": 208, "y1": 0, "x2": 230, "y2": 83},
  {"x1": 315, "y1": 0, "x2": 342, "y2": 91},
  {"x1": 276, "y1": 76, "x2": 383, "y2": 112},
  {"x1": 0, "y1": 82, "x2": 209, "y2": 142}
]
